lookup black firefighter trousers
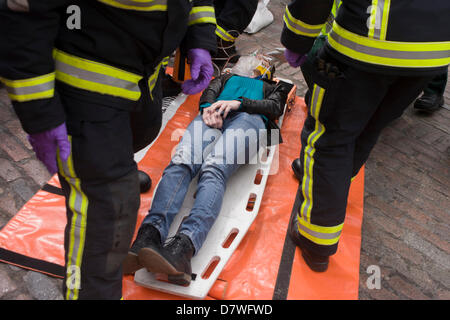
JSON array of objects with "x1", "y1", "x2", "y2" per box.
[
  {"x1": 294, "y1": 48, "x2": 433, "y2": 257},
  {"x1": 56, "y1": 73, "x2": 163, "y2": 300}
]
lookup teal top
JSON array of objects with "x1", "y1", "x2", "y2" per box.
[{"x1": 200, "y1": 75, "x2": 264, "y2": 110}]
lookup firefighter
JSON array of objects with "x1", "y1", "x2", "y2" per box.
[
  {"x1": 0, "y1": 0, "x2": 216, "y2": 299},
  {"x1": 212, "y1": 0, "x2": 259, "y2": 68},
  {"x1": 162, "y1": 0, "x2": 259, "y2": 98},
  {"x1": 281, "y1": 0, "x2": 450, "y2": 272}
]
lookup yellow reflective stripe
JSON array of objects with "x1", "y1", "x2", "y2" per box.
[
  {"x1": 368, "y1": 0, "x2": 390, "y2": 40},
  {"x1": 215, "y1": 25, "x2": 236, "y2": 42},
  {"x1": 97, "y1": 0, "x2": 167, "y2": 11},
  {"x1": 55, "y1": 71, "x2": 141, "y2": 101},
  {"x1": 329, "y1": 22, "x2": 450, "y2": 68},
  {"x1": 284, "y1": 6, "x2": 325, "y2": 37},
  {"x1": 379, "y1": 0, "x2": 391, "y2": 41},
  {"x1": 148, "y1": 56, "x2": 169, "y2": 100},
  {"x1": 367, "y1": 0, "x2": 379, "y2": 38},
  {"x1": 300, "y1": 85, "x2": 325, "y2": 223},
  {"x1": 322, "y1": 0, "x2": 341, "y2": 36},
  {"x1": 296, "y1": 214, "x2": 344, "y2": 246},
  {"x1": 54, "y1": 49, "x2": 142, "y2": 101},
  {"x1": 57, "y1": 136, "x2": 88, "y2": 301},
  {"x1": 0, "y1": 73, "x2": 54, "y2": 88},
  {"x1": 6, "y1": 90, "x2": 54, "y2": 102},
  {"x1": 188, "y1": 6, "x2": 216, "y2": 26},
  {"x1": 54, "y1": 49, "x2": 141, "y2": 83},
  {"x1": 0, "y1": 73, "x2": 55, "y2": 102}
]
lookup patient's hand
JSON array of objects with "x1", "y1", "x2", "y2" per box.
[
  {"x1": 212, "y1": 100, "x2": 241, "y2": 120},
  {"x1": 202, "y1": 105, "x2": 224, "y2": 129}
]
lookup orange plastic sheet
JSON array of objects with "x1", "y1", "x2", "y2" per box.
[{"x1": 0, "y1": 92, "x2": 364, "y2": 300}]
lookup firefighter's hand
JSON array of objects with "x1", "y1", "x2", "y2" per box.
[
  {"x1": 284, "y1": 48, "x2": 307, "y2": 68},
  {"x1": 182, "y1": 48, "x2": 214, "y2": 95},
  {"x1": 28, "y1": 123, "x2": 71, "y2": 174}
]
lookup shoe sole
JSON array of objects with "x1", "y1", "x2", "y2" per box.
[
  {"x1": 414, "y1": 97, "x2": 444, "y2": 113},
  {"x1": 123, "y1": 252, "x2": 142, "y2": 275},
  {"x1": 138, "y1": 247, "x2": 191, "y2": 286}
]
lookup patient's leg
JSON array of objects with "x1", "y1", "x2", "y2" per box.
[
  {"x1": 142, "y1": 115, "x2": 222, "y2": 243},
  {"x1": 178, "y1": 112, "x2": 266, "y2": 253}
]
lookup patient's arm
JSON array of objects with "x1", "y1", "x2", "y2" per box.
[
  {"x1": 240, "y1": 82, "x2": 291, "y2": 121},
  {"x1": 198, "y1": 76, "x2": 225, "y2": 110}
]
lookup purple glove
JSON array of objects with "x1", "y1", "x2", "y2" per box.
[
  {"x1": 182, "y1": 48, "x2": 214, "y2": 95},
  {"x1": 284, "y1": 49, "x2": 307, "y2": 68},
  {"x1": 28, "y1": 123, "x2": 71, "y2": 175}
]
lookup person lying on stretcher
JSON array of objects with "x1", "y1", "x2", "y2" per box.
[{"x1": 123, "y1": 55, "x2": 293, "y2": 286}]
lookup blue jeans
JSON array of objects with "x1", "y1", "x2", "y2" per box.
[{"x1": 142, "y1": 112, "x2": 266, "y2": 254}]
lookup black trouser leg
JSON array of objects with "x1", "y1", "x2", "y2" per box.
[
  {"x1": 58, "y1": 92, "x2": 141, "y2": 300},
  {"x1": 214, "y1": 0, "x2": 258, "y2": 34},
  {"x1": 423, "y1": 70, "x2": 448, "y2": 97},
  {"x1": 296, "y1": 50, "x2": 433, "y2": 256},
  {"x1": 351, "y1": 75, "x2": 433, "y2": 177},
  {"x1": 131, "y1": 71, "x2": 163, "y2": 153}
]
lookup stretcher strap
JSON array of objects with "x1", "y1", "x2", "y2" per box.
[{"x1": 272, "y1": 186, "x2": 303, "y2": 300}]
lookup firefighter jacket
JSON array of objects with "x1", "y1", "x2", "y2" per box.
[
  {"x1": 281, "y1": 0, "x2": 450, "y2": 76},
  {"x1": 0, "y1": 0, "x2": 217, "y2": 134}
]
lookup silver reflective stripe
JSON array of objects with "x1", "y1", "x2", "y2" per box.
[
  {"x1": 216, "y1": 26, "x2": 236, "y2": 41},
  {"x1": 189, "y1": 8, "x2": 216, "y2": 25},
  {"x1": 300, "y1": 85, "x2": 325, "y2": 222},
  {"x1": 7, "y1": 0, "x2": 29, "y2": 11},
  {"x1": 329, "y1": 31, "x2": 450, "y2": 60},
  {"x1": 298, "y1": 220, "x2": 342, "y2": 240},
  {"x1": 55, "y1": 59, "x2": 141, "y2": 93},
  {"x1": 4, "y1": 81, "x2": 54, "y2": 96}
]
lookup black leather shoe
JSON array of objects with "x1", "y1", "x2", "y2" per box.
[
  {"x1": 288, "y1": 212, "x2": 329, "y2": 272},
  {"x1": 162, "y1": 73, "x2": 182, "y2": 98},
  {"x1": 138, "y1": 233, "x2": 195, "y2": 286},
  {"x1": 138, "y1": 170, "x2": 152, "y2": 193},
  {"x1": 123, "y1": 224, "x2": 161, "y2": 275},
  {"x1": 291, "y1": 158, "x2": 302, "y2": 181},
  {"x1": 414, "y1": 93, "x2": 444, "y2": 113}
]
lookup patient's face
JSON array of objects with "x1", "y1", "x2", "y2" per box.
[{"x1": 231, "y1": 54, "x2": 271, "y2": 78}]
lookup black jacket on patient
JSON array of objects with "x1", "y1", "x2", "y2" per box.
[{"x1": 199, "y1": 73, "x2": 294, "y2": 145}]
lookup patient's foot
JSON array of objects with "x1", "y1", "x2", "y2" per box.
[
  {"x1": 138, "y1": 233, "x2": 195, "y2": 286},
  {"x1": 123, "y1": 224, "x2": 161, "y2": 275}
]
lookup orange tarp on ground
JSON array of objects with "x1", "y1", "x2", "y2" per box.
[{"x1": 0, "y1": 92, "x2": 364, "y2": 300}]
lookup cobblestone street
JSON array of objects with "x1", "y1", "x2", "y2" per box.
[{"x1": 0, "y1": 0, "x2": 449, "y2": 300}]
